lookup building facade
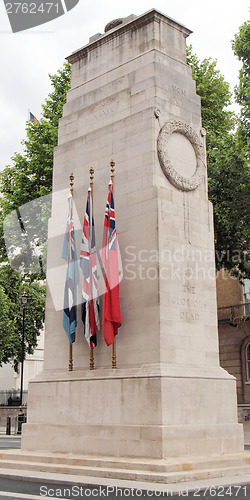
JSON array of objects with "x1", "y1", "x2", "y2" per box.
[{"x1": 217, "y1": 270, "x2": 250, "y2": 409}]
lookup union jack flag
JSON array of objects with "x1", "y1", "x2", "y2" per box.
[
  {"x1": 29, "y1": 112, "x2": 39, "y2": 124},
  {"x1": 102, "y1": 182, "x2": 122, "y2": 346},
  {"x1": 80, "y1": 188, "x2": 100, "y2": 349},
  {"x1": 62, "y1": 193, "x2": 79, "y2": 345}
]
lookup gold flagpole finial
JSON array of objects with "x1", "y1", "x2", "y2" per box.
[
  {"x1": 110, "y1": 160, "x2": 115, "y2": 195},
  {"x1": 110, "y1": 159, "x2": 115, "y2": 180},
  {"x1": 69, "y1": 173, "x2": 74, "y2": 197},
  {"x1": 89, "y1": 166, "x2": 94, "y2": 182},
  {"x1": 89, "y1": 167, "x2": 94, "y2": 194}
]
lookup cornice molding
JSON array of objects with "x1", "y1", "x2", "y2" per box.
[{"x1": 67, "y1": 9, "x2": 192, "y2": 64}]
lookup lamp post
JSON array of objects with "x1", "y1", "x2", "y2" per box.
[{"x1": 20, "y1": 289, "x2": 28, "y2": 407}]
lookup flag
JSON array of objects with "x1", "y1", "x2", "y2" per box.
[
  {"x1": 62, "y1": 193, "x2": 79, "y2": 344},
  {"x1": 102, "y1": 183, "x2": 122, "y2": 346},
  {"x1": 80, "y1": 188, "x2": 100, "y2": 349},
  {"x1": 29, "y1": 112, "x2": 39, "y2": 124}
]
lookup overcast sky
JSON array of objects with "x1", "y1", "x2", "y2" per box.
[{"x1": 0, "y1": 0, "x2": 248, "y2": 170}]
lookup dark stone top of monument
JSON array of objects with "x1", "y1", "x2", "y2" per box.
[{"x1": 105, "y1": 18, "x2": 123, "y2": 33}]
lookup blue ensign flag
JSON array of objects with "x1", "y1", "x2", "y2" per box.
[{"x1": 62, "y1": 193, "x2": 79, "y2": 345}]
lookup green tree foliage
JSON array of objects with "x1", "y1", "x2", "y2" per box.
[
  {"x1": 232, "y1": 20, "x2": 250, "y2": 152},
  {"x1": 0, "y1": 62, "x2": 71, "y2": 369},
  {"x1": 187, "y1": 46, "x2": 250, "y2": 279},
  {"x1": 186, "y1": 46, "x2": 235, "y2": 142},
  {"x1": 0, "y1": 265, "x2": 45, "y2": 370},
  {"x1": 208, "y1": 134, "x2": 250, "y2": 276}
]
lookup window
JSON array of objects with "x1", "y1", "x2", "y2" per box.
[
  {"x1": 243, "y1": 279, "x2": 250, "y2": 315},
  {"x1": 246, "y1": 343, "x2": 250, "y2": 381}
]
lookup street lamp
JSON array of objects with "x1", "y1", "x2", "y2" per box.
[{"x1": 20, "y1": 289, "x2": 28, "y2": 407}]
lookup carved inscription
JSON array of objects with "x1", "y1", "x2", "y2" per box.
[
  {"x1": 183, "y1": 285, "x2": 195, "y2": 294},
  {"x1": 169, "y1": 285, "x2": 207, "y2": 322},
  {"x1": 172, "y1": 84, "x2": 187, "y2": 97},
  {"x1": 170, "y1": 296, "x2": 206, "y2": 309},
  {"x1": 94, "y1": 105, "x2": 114, "y2": 120},
  {"x1": 180, "y1": 311, "x2": 200, "y2": 321}
]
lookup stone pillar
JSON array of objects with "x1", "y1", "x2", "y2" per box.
[{"x1": 22, "y1": 9, "x2": 244, "y2": 458}]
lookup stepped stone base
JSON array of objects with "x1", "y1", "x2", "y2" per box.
[
  {"x1": 0, "y1": 449, "x2": 250, "y2": 484},
  {"x1": 22, "y1": 422, "x2": 244, "y2": 459},
  {"x1": 22, "y1": 365, "x2": 243, "y2": 458}
]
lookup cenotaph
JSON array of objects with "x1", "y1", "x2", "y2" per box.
[{"x1": 22, "y1": 9, "x2": 244, "y2": 459}]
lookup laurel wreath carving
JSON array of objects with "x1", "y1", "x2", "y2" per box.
[{"x1": 157, "y1": 120, "x2": 206, "y2": 191}]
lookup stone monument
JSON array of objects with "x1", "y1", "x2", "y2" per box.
[{"x1": 22, "y1": 9, "x2": 244, "y2": 459}]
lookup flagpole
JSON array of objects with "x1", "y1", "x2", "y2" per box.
[
  {"x1": 110, "y1": 159, "x2": 117, "y2": 369},
  {"x1": 69, "y1": 172, "x2": 74, "y2": 371},
  {"x1": 89, "y1": 167, "x2": 95, "y2": 370}
]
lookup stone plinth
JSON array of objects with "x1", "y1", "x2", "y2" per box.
[
  {"x1": 22, "y1": 9, "x2": 244, "y2": 458},
  {"x1": 23, "y1": 365, "x2": 243, "y2": 457}
]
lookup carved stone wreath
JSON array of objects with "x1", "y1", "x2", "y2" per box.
[{"x1": 157, "y1": 120, "x2": 205, "y2": 191}]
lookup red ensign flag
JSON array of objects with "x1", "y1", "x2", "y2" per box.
[{"x1": 102, "y1": 183, "x2": 122, "y2": 346}]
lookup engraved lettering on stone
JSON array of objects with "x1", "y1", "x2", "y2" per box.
[
  {"x1": 180, "y1": 311, "x2": 200, "y2": 321},
  {"x1": 172, "y1": 85, "x2": 187, "y2": 97},
  {"x1": 94, "y1": 106, "x2": 114, "y2": 120},
  {"x1": 169, "y1": 284, "x2": 207, "y2": 322},
  {"x1": 157, "y1": 120, "x2": 206, "y2": 191},
  {"x1": 170, "y1": 295, "x2": 206, "y2": 310},
  {"x1": 183, "y1": 285, "x2": 196, "y2": 294}
]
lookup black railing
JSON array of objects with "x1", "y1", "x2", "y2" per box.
[
  {"x1": 218, "y1": 302, "x2": 250, "y2": 324},
  {"x1": 0, "y1": 390, "x2": 28, "y2": 407}
]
